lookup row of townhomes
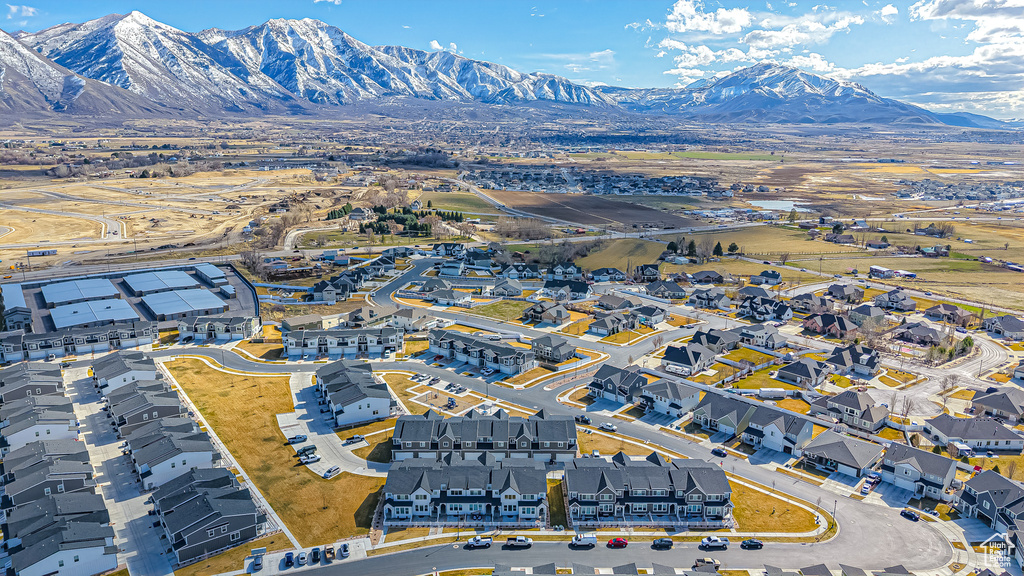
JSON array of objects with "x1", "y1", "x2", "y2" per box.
[
  {"x1": 89, "y1": 351, "x2": 268, "y2": 566},
  {"x1": 0, "y1": 361, "x2": 120, "y2": 576},
  {"x1": 282, "y1": 327, "x2": 404, "y2": 360},
  {"x1": 315, "y1": 360, "x2": 399, "y2": 428},
  {"x1": 428, "y1": 329, "x2": 537, "y2": 375},
  {"x1": 0, "y1": 321, "x2": 158, "y2": 363},
  {"x1": 564, "y1": 452, "x2": 733, "y2": 529},
  {"x1": 177, "y1": 316, "x2": 261, "y2": 342}
]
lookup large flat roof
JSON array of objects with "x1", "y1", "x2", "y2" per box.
[
  {"x1": 142, "y1": 289, "x2": 226, "y2": 316},
  {"x1": 1, "y1": 284, "x2": 26, "y2": 309},
  {"x1": 51, "y1": 299, "x2": 140, "y2": 329},
  {"x1": 41, "y1": 278, "x2": 119, "y2": 305},
  {"x1": 193, "y1": 263, "x2": 226, "y2": 280},
  {"x1": 124, "y1": 271, "x2": 200, "y2": 294}
]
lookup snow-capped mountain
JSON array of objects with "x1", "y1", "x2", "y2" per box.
[
  {"x1": 0, "y1": 26, "x2": 166, "y2": 117},
  {"x1": 597, "y1": 62, "x2": 953, "y2": 125},
  {"x1": 0, "y1": 12, "x2": 1005, "y2": 127}
]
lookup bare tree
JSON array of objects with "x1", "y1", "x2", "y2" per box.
[
  {"x1": 696, "y1": 236, "x2": 716, "y2": 263},
  {"x1": 779, "y1": 252, "x2": 791, "y2": 266},
  {"x1": 940, "y1": 374, "x2": 960, "y2": 409}
]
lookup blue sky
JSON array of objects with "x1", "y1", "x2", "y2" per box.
[{"x1": 5, "y1": 1, "x2": 1024, "y2": 117}]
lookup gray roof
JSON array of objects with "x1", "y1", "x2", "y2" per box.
[
  {"x1": 2, "y1": 439, "x2": 89, "y2": 476},
  {"x1": 41, "y1": 279, "x2": 119, "y2": 305},
  {"x1": 778, "y1": 358, "x2": 829, "y2": 382},
  {"x1": 393, "y1": 409, "x2": 575, "y2": 446},
  {"x1": 925, "y1": 414, "x2": 1021, "y2": 441},
  {"x1": 132, "y1": 432, "x2": 214, "y2": 468},
  {"x1": 142, "y1": 289, "x2": 226, "y2": 317},
  {"x1": 565, "y1": 452, "x2": 730, "y2": 497},
  {"x1": 51, "y1": 299, "x2": 140, "y2": 329},
  {"x1": 662, "y1": 343, "x2": 715, "y2": 368},
  {"x1": 92, "y1": 350, "x2": 155, "y2": 381},
  {"x1": 803, "y1": 430, "x2": 883, "y2": 469},
  {"x1": 153, "y1": 467, "x2": 239, "y2": 510},
  {"x1": 383, "y1": 454, "x2": 547, "y2": 496},
  {"x1": 739, "y1": 286, "x2": 774, "y2": 299},
  {"x1": 430, "y1": 329, "x2": 534, "y2": 362},
  {"x1": 641, "y1": 379, "x2": 700, "y2": 402},
  {"x1": 4, "y1": 458, "x2": 94, "y2": 498},
  {"x1": 884, "y1": 443, "x2": 956, "y2": 478},
  {"x1": 972, "y1": 388, "x2": 1024, "y2": 417},
  {"x1": 1, "y1": 283, "x2": 27, "y2": 309},
  {"x1": 5, "y1": 493, "x2": 109, "y2": 540},
  {"x1": 124, "y1": 270, "x2": 200, "y2": 294},
  {"x1": 826, "y1": 344, "x2": 879, "y2": 372},
  {"x1": 987, "y1": 315, "x2": 1024, "y2": 332},
  {"x1": 10, "y1": 521, "x2": 114, "y2": 573},
  {"x1": 693, "y1": 393, "x2": 756, "y2": 424}
]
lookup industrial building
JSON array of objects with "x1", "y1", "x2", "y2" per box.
[
  {"x1": 141, "y1": 289, "x2": 227, "y2": 321},
  {"x1": 50, "y1": 299, "x2": 140, "y2": 330},
  {"x1": 41, "y1": 278, "x2": 120, "y2": 308},
  {"x1": 193, "y1": 263, "x2": 229, "y2": 287},
  {"x1": 124, "y1": 271, "x2": 201, "y2": 296}
]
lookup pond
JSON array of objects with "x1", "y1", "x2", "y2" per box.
[{"x1": 748, "y1": 200, "x2": 812, "y2": 212}]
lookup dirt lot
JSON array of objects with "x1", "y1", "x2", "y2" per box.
[{"x1": 479, "y1": 188, "x2": 696, "y2": 229}]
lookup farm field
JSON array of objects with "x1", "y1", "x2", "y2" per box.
[
  {"x1": 414, "y1": 191, "x2": 500, "y2": 214},
  {"x1": 478, "y1": 188, "x2": 697, "y2": 229},
  {"x1": 576, "y1": 238, "x2": 666, "y2": 271}
]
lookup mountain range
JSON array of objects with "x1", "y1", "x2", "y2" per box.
[{"x1": 0, "y1": 11, "x2": 1004, "y2": 128}]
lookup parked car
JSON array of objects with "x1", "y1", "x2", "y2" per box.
[
  {"x1": 300, "y1": 454, "x2": 321, "y2": 464},
  {"x1": 284, "y1": 552, "x2": 294, "y2": 567},
  {"x1": 901, "y1": 509, "x2": 920, "y2": 521},
  {"x1": 323, "y1": 466, "x2": 341, "y2": 479},
  {"x1": 506, "y1": 536, "x2": 533, "y2": 548},
  {"x1": 340, "y1": 543, "x2": 350, "y2": 558},
  {"x1": 652, "y1": 538, "x2": 674, "y2": 549},
  {"x1": 465, "y1": 536, "x2": 493, "y2": 549},
  {"x1": 343, "y1": 435, "x2": 365, "y2": 446},
  {"x1": 861, "y1": 483, "x2": 872, "y2": 495},
  {"x1": 325, "y1": 544, "x2": 335, "y2": 561},
  {"x1": 287, "y1": 434, "x2": 307, "y2": 444},
  {"x1": 574, "y1": 415, "x2": 592, "y2": 425},
  {"x1": 481, "y1": 367, "x2": 495, "y2": 376},
  {"x1": 297, "y1": 551, "x2": 307, "y2": 566},
  {"x1": 694, "y1": 558, "x2": 721, "y2": 569},
  {"x1": 741, "y1": 539, "x2": 763, "y2": 550},
  {"x1": 711, "y1": 447, "x2": 728, "y2": 458},
  {"x1": 607, "y1": 537, "x2": 628, "y2": 548},
  {"x1": 311, "y1": 547, "x2": 321, "y2": 564},
  {"x1": 252, "y1": 555, "x2": 263, "y2": 571},
  {"x1": 296, "y1": 445, "x2": 317, "y2": 457},
  {"x1": 571, "y1": 533, "x2": 597, "y2": 548},
  {"x1": 700, "y1": 536, "x2": 729, "y2": 549},
  {"x1": 599, "y1": 422, "x2": 617, "y2": 432}
]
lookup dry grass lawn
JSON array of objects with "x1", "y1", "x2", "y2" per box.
[
  {"x1": 730, "y1": 481, "x2": 818, "y2": 533},
  {"x1": 876, "y1": 427, "x2": 906, "y2": 442},
  {"x1": 382, "y1": 373, "x2": 431, "y2": 415},
  {"x1": 174, "y1": 534, "x2": 290, "y2": 576},
  {"x1": 504, "y1": 366, "x2": 556, "y2": 386},
  {"x1": 776, "y1": 398, "x2": 811, "y2": 414},
  {"x1": 235, "y1": 340, "x2": 284, "y2": 360},
  {"x1": 559, "y1": 319, "x2": 594, "y2": 336},
  {"x1": 600, "y1": 327, "x2": 655, "y2": 344},
  {"x1": 467, "y1": 299, "x2": 533, "y2": 321},
  {"x1": 166, "y1": 359, "x2": 383, "y2": 546},
  {"x1": 385, "y1": 526, "x2": 432, "y2": 541},
  {"x1": 577, "y1": 431, "x2": 655, "y2": 457},
  {"x1": 666, "y1": 314, "x2": 699, "y2": 327},
  {"x1": 576, "y1": 238, "x2": 667, "y2": 272},
  {"x1": 548, "y1": 479, "x2": 567, "y2": 527}
]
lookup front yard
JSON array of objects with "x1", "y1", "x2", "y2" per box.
[
  {"x1": 577, "y1": 430, "x2": 657, "y2": 457},
  {"x1": 548, "y1": 479, "x2": 567, "y2": 527},
  {"x1": 730, "y1": 481, "x2": 819, "y2": 533},
  {"x1": 600, "y1": 326, "x2": 656, "y2": 344},
  {"x1": 175, "y1": 534, "x2": 291, "y2": 576},
  {"x1": 503, "y1": 366, "x2": 556, "y2": 387},
  {"x1": 466, "y1": 299, "x2": 533, "y2": 321},
  {"x1": 558, "y1": 319, "x2": 594, "y2": 336},
  {"x1": 166, "y1": 359, "x2": 384, "y2": 546}
]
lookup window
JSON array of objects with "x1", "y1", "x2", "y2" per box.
[
  {"x1": 688, "y1": 493, "x2": 703, "y2": 501},
  {"x1": 503, "y1": 494, "x2": 517, "y2": 500},
  {"x1": 230, "y1": 531, "x2": 240, "y2": 541},
  {"x1": 44, "y1": 487, "x2": 51, "y2": 495},
  {"x1": 442, "y1": 441, "x2": 449, "y2": 448},
  {"x1": 652, "y1": 503, "x2": 668, "y2": 513},
  {"x1": 57, "y1": 484, "x2": 64, "y2": 493},
  {"x1": 600, "y1": 494, "x2": 614, "y2": 501},
  {"x1": 633, "y1": 489, "x2": 647, "y2": 496},
  {"x1": 415, "y1": 494, "x2": 428, "y2": 500},
  {"x1": 59, "y1": 561, "x2": 64, "y2": 567},
  {"x1": 221, "y1": 526, "x2": 228, "y2": 534},
  {"x1": 74, "y1": 556, "x2": 79, "y2": 563},
  {"x1": 632, "y1": 503, "x2": 647, "y2": 513},
  {"x1": 171, "y1": 462, "x2": 176, "y2": 469},
  {"x1": 208, "y1": 529, "x2": 216, "y2": 537}
]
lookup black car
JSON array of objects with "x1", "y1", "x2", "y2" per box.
[
  {"x1": 311, "y1": 547, "x2": 321, "y2": 563},
  {"x1": 741, "y1": 539, "x2": 764, "y2": 549},
  {"x1": 574, "y1": 415, "x2": 592, "y2": 425},
  {"x1": 651, "y1": 538, "x2": 674, "y2": 549},
  {"x1": 900, "y1": 509, "x2": 920, "y2": 521},
  {"x1": 711, "y1": 447, "x2": 728, "y2": 458}
]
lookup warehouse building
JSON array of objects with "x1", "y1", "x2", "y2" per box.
[
  {"x1": 1, "y1": 284, "x2": 31, "y2": 332},
  {"x1": 124, "y1": 271, "x2": 201, "y2": 296},
  {"x1": 141, "y1": 289, "x2": 227, "y2": 321},
  {"x1": 193, "y1": 263, "x2": 229, "y2": 287},
  {"x1": 41, "y1": 278, "x2": 120, "y2": 308},
  {"x1": 50, "y1": 299, "x2": 140, "y2": 330}
]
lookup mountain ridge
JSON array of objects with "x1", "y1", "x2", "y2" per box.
[{"x1": 0, "y1": 11, "x2": 1006, "y2": 128}]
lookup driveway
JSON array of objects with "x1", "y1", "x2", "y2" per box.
[
  {"x1": 65, "y1": 368, "x2": 175, "y2": 576},
  {"x1": 276, "y1": 372, "x2": 388, "y2": 478}
]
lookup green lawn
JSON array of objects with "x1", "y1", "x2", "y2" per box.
[
  {"x1": 417, "y1": 191, "x2": 500, "y2": 214},
  {"x1": 731, "y1": 367, "x2": 800, "y2": 390},
  {"x1": 466, "y1": 299, "x2": 533, "y2": 321},
  {"x1": 548, "y1": 479, "x2": 567, "y2": 527}
]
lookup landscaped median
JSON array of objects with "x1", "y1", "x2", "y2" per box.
[{"x1": 163, "y1": 358, "x2": 384, "y2": 547}]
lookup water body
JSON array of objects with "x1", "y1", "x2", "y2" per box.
[{"x1": 748, "y1": 200, "x2": 811, "y2": 212}]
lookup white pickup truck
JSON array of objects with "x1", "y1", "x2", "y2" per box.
[{"x1": 465, "y1": 536, "x2": 493, "y2": 549}]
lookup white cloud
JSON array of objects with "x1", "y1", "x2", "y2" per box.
[
  {"x1": 428, "y1": 40, "x2": 443, "y2": 50},
  {"x1": 449, "y1": 42, "x2": 458, "y2": 52},
  {"x1": 742, "y1": 14, "x2": 864, "y2": 47},
  {"x1": 879, "y1": 4, "x2": 898, "y2": 23},
  {"x1": 312, "y1": 0, "x2": 342, "y2": 4},
  {"x1": 784, "y1": 52, "x2": 836, "y2": 72},
  {"x1": 665, "y1": 0, "x2": 753, "y2": 34},
  {"x1": 5, "y1": 4, "x2": 36, "y2": 19}
]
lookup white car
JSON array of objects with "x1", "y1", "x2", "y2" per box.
[
  {"x1": 599, "y1": 422, "x2": 618, "y2": 432},
  {"x1": 481, "y1": 367, "x2": 495, "y2": 376},
  {"x1": 300, "y1": 454, "x2": 321, "y2": 465}
]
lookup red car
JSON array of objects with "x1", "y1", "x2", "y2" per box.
[{"x1": 607, "y1": 538, "x2": 628, "y2": 548}]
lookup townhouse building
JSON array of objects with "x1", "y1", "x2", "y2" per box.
[
  {"x1": 740, "y1": 406, "x2": 814, "y2": 454},
  {"x1": 91, "y1": 351, "x2": 158, "y2": 393},
  {"x1": 428, "y1": 329, "x2": 536, "y2": 375},
  {"x1": 315, "y1": 360, "x2": 397, "y2": 428},
  {"x1": 589, "y1": 364, "x2": 648, "y2": 404},
  {"x1": 282, "y1": 327, "x2": 404, "y2": 360},
  {"x1": 564, "y1": 452, "x2": 733, "y2": 528},
  {"x1": 0, "y1": 321, "x2": 157, "y2": 363},
  {"x1": 381, "y1": 454, "x2": 548, "y2": 527},
  {"x1": 177, "y1": 316, "x2": 261, "y2": 342},
  {"x1": 130, "y1": 432, "x2": 219, "y2": 490},
  {"x1": 391, "y1": 409, "x2": 577, "y2": 463}
]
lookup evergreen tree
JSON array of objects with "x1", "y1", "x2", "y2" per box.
[
  {"x1": 727, "y1": 242, "x2": 739, "y2": 253},
  {"x1": 686, "y1": 240, "x2": 697, "y2": 256},
  {"x1": 713, "y1": 242, "x2": 723, "y2": 256},
  {"x1": 667, "y1": 241, "x2": 678, "y2": 253}
]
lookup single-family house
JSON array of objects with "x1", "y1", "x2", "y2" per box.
[
  {"x1": 924, "y1": 414, "x2": 1024, "y2": 453},
  {"x1": 491, "y1": 278, "x2": 523, "y2": 297},
  {"x1": 689, "y1": 329, "x2": 740, "y2": 353},
  {"x1": 972, "y1": 388, "x2": 1024, "y2": 421},
  {"x1": 429, "y1": 289, "x2": 472, "y2": 307},
  {"x1": 542, "y1": 280, "x2": 592, "y2": 301},
  {"x1": 750, "y1": 270, "x2": 783, "y2": 285},
  {"x1": 734, "y1": 324, "x2": 787, "y2": 350},
  {"x1": 691, "y1": 393, "x2": 757, "y2": 436},
  {"x1": 634, "y1": 264, "x2": 661, "y2": 283},
  {"x1": 639, "y1": 379, "x2": 701, "y2": 418},
  {"x1": 661, "y1": 344, "x2": 716, "y2": 377},
  {"x1": 895, "y1": 322, "x2": 944, "y2": 346},
  {"x1": 688, "y1": 288, "x2": 731, "y2": 310},
  {"x1": 741, "y1": 406, "x2": 814, "y2": 454},
  {"x1": 499, "y1": 263, "x2": 541, "y2": 280},
  {"x1": 589, "y1": 364, "x2": 648, "y2": 404},
  {"x1": 875, "y1": 290, "x2": 917, "y2": 312},
  {"x1": 849, "y1": 304, "x2": 887, "y2": 327},
  {"x1": 880, "y1": 443, "x2": 956, "y2": 500},
  {"x1": 690, "y1": 271, "x2": 724, "y2": 284},
  {"x1": 591, "y1": 268, "x2": 627, "y2": 282},
  {"x1": 808, "y1": 390, "x2": 888, "y2": 432},
  {"x1": 737, "y1": 296, "x2": 792, "y2": 322},
  {"x1": 776, "y1": 358, "x2": 831, "y2": 388},
  {"x1": 646, "y1": 280, "x2": 687, "y2": 300},
  {"x1": 984, "y1": 316, "x2": 1024, "y2": 340},
  {"x1": 825, "y1": 344, "x2": 880, "y2": 377},
  {"x1": 790, "y1": 293, "x2": 832, "y2": 314},
  {"x1": 926, "y1": 304, "x2": 974, "y2": 327},
  {"x1": 828, "y1": 284, "x2": 864, "y2": 303},
  {"x1": 531, "y1": 335, "x2": 577, "y2": 364},
  {"x1": 523, "y1": 301, "x2": 571, "y2": 325},
  {"x1": 800, "y1": 430, "x2": 883, "y2": 478},
  {"x1": 802, "y1": 313, "x2": 858, "y2": 339},
  {"x1": 596, "y1": 294, "x2": 641, "y2": 311}
]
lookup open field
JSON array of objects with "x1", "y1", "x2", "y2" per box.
[
  {"x1": 730, "y1": 481, "x2": 818, "y2": 533},
  {"x1": 464, "y1": 299, "x2": 533, "y2": 321},
  {"x1": 478, "y1": 188, "x2": 696, "y2": 228},
  {"x1": 0, "y1": 209, "x2": 104, "y2": 244},
  {"x1": 415, "y1": 191, "x2": 500, "y2": 214},
  {"x1": 576, "y1": 238, "x2": 666, "y2": 272},
  {"x1": 165, "y1": 359, "x2": 383, "y2": 546}
]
